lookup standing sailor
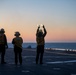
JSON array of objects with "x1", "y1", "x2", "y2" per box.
[
  {"x1": 0, "y1": 28, "x2": 8, "y2": 64},
  {"x1": 36, "y1": 25, "x2": 47, "y2": 64},
  {"x1": 12, "y1": 32, "x2": 23, "y2": 65}
]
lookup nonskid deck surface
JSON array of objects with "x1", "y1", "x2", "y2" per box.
[{"x1": 0, "y1": 48, "x2": 76, "y2": 75}]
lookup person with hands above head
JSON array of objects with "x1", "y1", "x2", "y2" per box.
[
  {"x1": 36, "y1": 25, "x2": 47, "y2": 64},
  {"x1": 0, "y1": 28, "x2": 8, "y2": 64}
]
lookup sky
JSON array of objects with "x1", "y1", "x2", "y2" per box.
[{"x1": 0, "y1": 0, "x2": 76, "y2": 43}]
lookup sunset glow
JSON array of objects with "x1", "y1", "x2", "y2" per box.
[{"x1": 0, "y1": 0, "x2": 76, "y2": 42}]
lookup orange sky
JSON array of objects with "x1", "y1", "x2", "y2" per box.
[{"x1": 0, "y1": 0, "x2": 76, "y2": 42}]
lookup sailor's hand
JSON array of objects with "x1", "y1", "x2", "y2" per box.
[
  {"x1": 38, "y1": 25, "x2": 40, "y2": 29},
  {"x1": 43, "y1": 25, "x2": 45, "y2": 28}
]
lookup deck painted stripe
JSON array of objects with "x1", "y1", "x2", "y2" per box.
[{"x1": 46, "y1": 60, "x2": 76, "y2": 64}]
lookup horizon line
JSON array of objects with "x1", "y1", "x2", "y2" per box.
[{"x1": 7, "y1": 42, "x2": 76, "y2": 43}]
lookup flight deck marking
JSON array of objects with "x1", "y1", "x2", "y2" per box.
[{"x1": 46, "y1": 60, "x2": 76, "y2": 64}]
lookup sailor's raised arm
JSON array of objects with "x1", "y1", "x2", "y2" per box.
[
  {"x1": 43, "y1": 25, "x2": 47, "y2": 37},
  {"x1": 36, "y1": 25, "x2": 40, "y2": 36}
]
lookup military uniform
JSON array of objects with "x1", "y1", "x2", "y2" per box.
[
  {"x1": 36, "y1": 26, "x2": 47, "y2": 64},
  {"x1": 12, "y1": 35, "x2": 23, "y2": 65},
  {"x1": 0, "y1": 31, "x2": 8, "y2": 64}
]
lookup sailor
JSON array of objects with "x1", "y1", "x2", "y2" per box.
[
  {"x1": 36, "y1": 25, "x2": 47, "y2": 64},
  {"x1": 0, "y1": 28, "x2": 8, "y2": 64},
  {"x1": 12, "y1": 32, "x2": 23, "y2": 65}
]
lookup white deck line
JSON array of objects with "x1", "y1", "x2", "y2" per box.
[{"x1": 46, "y1": 60, "x2": 76, "y2": 64}]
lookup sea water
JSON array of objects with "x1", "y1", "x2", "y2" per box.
[{"x1": 8, "y1": 43, "x2": 76, "y2": 50}]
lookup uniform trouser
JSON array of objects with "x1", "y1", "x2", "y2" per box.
[
  {"x1": 14, "y1": 47, "x2": 22, "y2": 64},
  {"x1": 0, "y1": 45, "x2": 6, "y2": 63},
  {"x1": 36, "y1": 45, "x2": 44, "y2": 64},
  {"x1": 14, "y1": 52, "x2": 22, "y2": 64}
]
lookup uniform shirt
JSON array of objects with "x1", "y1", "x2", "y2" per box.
[
  {"x1": 12, "y1": 37, "x2": 23, "y2": 49},
  {"x1": 0, "y1": 34, "x2": 7, "y2": 46},
  {"x1": 36, "y1": 37, "x2": 45, "y2": 45}
]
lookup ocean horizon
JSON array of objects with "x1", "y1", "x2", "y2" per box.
[{"x1": 8, "y1": 42, "x2": 76, "y2": 50}]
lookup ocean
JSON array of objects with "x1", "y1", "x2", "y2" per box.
[{"x1": 8, "y1": 43, "x2": 76, "y2": 50}]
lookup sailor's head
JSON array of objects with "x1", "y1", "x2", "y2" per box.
[
  {"x1": 0, "y1": 28, "x2": 5, "y2": 33},
  {"x1": 38, "y1": 29, "x2": 43, "y2": 36},
  {"x1": 14, "y1": 31, "x2": 20, "y2": 36}
]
